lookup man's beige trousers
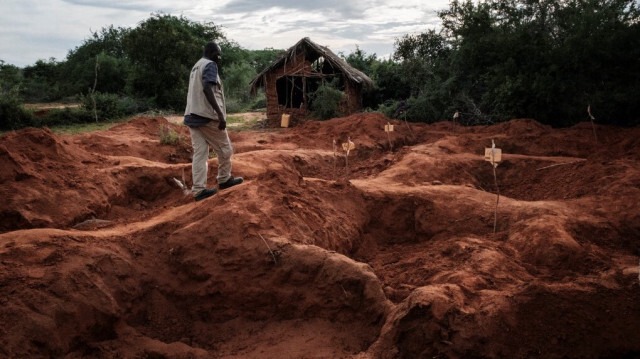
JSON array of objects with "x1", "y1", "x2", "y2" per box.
[{"x1": 188, "y1": 121, "x2": 233, "y2": 194}]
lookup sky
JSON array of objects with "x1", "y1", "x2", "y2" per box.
[{"x1": 0, "y1": 0, "x2": 450, "y2": 68}]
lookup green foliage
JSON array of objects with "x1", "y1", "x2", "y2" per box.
[
  {"x1": 343, "y1": 45, "x2": 378, "y2": 75},
  {"x1": 369, "y1": 59, "x2": 410, "y2": 104},
  {"x1": 248, "y1": 91, "x2": 267, "y2": 110},
  {"x1": 80, "y1": 92, "x2": 149, "y2": 121},
  {"x1": 123, "y1": 13, "x2": 225, "y2": 110},
  {"x1": 221, "y1": 45, "x2": 282, "y2": 111},
  {"x1": 0, "y1": 61, "x2": 22, "y2": 93},
  {"x1": 38, "y1": 107, "x2": 94, "y2": 127},
  {"x1": 246, "y1": 48, "x2": 284, "y2": 73},
  {"x1": 50, "y1": 121, "x2": 118, "y2": 135},
  {"x1": 59, "y1": 26, "x2": 131, "y2": 96},
  {"x1": 309, "y1": 78, "x2": 345, "y2": 120},
  {"x1": 375, "y1": 100, "x2": 398, "y2": 119},
  {"x1": 159, "y1": 124, "x2": 182, "y2": 145},
  {"x1": 224, "y1": 61, "x2": 257, "y2": 104},
  {"x1": 393, "y1": 0, "x2": 640, "y2": 126},
  {"x1": 0, "y1": 89, "x2": 38, "y2": 130},
  {"x1": 20, "y1": 58, "x2": 62, "y2": 102},
  {"x1": 224, "y1": 98, "x2": 245, "y2": 114}
]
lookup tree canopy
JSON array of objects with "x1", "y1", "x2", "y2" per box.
[{"x1": 391, "y1": 0, "x2": 640, "y2": 126}]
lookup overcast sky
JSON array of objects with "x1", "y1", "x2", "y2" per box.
[{"x1": 0, "y1": 0, "x2": 450, "y2": 67}]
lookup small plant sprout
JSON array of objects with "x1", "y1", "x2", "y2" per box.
[
  {"x1": 484, "y1": 139, "x2": 502, "y2": 234},
  {"x1": 587, "y1": 105, "x2": 598, "y2": 143},
  {"x1": 159, "y1": 124, "x2": 182, "y2": 145}
]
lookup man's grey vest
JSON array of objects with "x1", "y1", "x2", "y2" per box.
[{"x1": 184, "y1": 58, "x2": 225, "y2": 120}]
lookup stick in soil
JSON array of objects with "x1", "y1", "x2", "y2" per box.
[
  {"x1": 490, "y1": 139, "x2": 500, "y2": 234},
  {"x1": 345, "y1": 136, "x2": 352, "y2": 181},
  {"x1": 333, "y1": 138, "x2": 337, "y2": 179},
  {"x1": 587, "y1": 105, "x2": 598, "y2": 143},
  {"x1": 453, "y1": 111, "x2": 459, "y2": 133},
  {"x1": 536, "y1": 159, "x2": 586, "y2": 171},
  {"x1": 402, "y1": 112, "x2": 414, "y2": 140},
  {"x1": 258, "y1": 234, "x2": 278, "y2": 264},
  {"x1": 90, "y1": 56, "x2": 99, "y2": 122}
]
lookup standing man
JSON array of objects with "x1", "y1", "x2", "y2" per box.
[{"x1": 184, "y1": 41, "x2": 243, "y2": 201}]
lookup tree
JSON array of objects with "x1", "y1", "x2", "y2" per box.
[
  {"x1": 391, "y1": 0, "x2": 640, "y2": 126},
  {"x1": 60, "y1": 26, "x2": 131, "y2": 96},
  {"x1": 0, "y1": 60, "x2": 22, "y2": 94},
  {"x1": 247, "y1": 48, "x2": 284, "y2": 73},
  {"x1": 123, "y1": 14, "x2": 225, "y2": 110},
  {"x1": 20, "y1": 58, "x2": 62, "y2": 102},
  {"x1": 343, "y1": 45, "x2": 377, "y2": 75}
]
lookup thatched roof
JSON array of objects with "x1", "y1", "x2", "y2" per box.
[{"x1": 249, "y1": 37, "x2": 374, "y2": 94}]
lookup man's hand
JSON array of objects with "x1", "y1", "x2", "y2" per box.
[{"x1": 218, "y1": 118, "x2": 227, "y2": 130}]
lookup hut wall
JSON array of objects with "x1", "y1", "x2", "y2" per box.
[
  {"x1": 263, "y1": 52, "x2": 364, "y2": 125},
  {"x1": 263, "y1": 53, "x2": 312, "y2": 125},
  {"x1": 342, "y1": 82, "x2": 363, "y2": 114}
]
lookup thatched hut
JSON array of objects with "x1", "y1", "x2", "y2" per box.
[{"x1": 249, "y1": 37, "x2": 374, "y2": 125}]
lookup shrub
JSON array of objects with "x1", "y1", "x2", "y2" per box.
[
  {"x1": 249, "y1": 93, "x2": 266, "y2": 110},
  {"x1": 375, "y1": 100, "x2": 398, "y2": 119},
  {"x1": 309, "y1": 79, "x2": 344, "y2": 120},
  {"x1": 224, "y1": 97, "x2": 245, "y2": 114},
  {"x1": 80, "y1": 92, "x2": 149, "y2": 121},
  {"x1": 0, "y1": 90, "x2": 38, "y2": 130},
  {"x1": 40, "y1": 107, "x2": 94, "y2": 127},
  {"x1": 159, "y1": 124, "x2": 182, "y2": 145}
]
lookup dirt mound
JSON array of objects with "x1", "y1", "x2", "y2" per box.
[
  {"x1": 1, "y1": 115, "x2": 639, "y2": 358},
  {"x1": 0, "y1": 118, "x2": 192, "y2": 232}
]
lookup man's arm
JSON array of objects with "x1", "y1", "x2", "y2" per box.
[{"x1": 203, "y1": 84, "x2": 226, "y2": 130}]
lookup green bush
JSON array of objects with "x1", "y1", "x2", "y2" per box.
[
  {"x1": 159, "y1": 124, "x2": 182, "y2": 145},
  {"x1": 81, "y1": 92, "x2": 118, "y2": 120},
  {"x1": 249, "y1": 94, "x2": 266, "y2": 110},
  {"x1": 309, "y1": 79, "x2": 344, "y2": 120},
  {"x1": 375, "y1": 100, "x2": 398, "y2": 119},
  {"x1": 224, "y1": 97, "x2": 245, "y2": 114},
  {"x1": 40, "y1": 107, "x2": 94, "y2": 127},
  {"x1": 80, "y1": 92, "x2": 149, "y2": 121},
  {"x1": 0, "y1": 91, "x2": 38, "y2": 130}
]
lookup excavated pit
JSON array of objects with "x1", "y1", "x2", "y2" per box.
[{"x1": 1, "y1": 114, "x2": 639, "y2": 358}]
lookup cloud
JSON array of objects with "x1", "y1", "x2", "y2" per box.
[
  {"x1": 204, "y1": 0, "x2": 446, "y2": 57},
  {"x1": 0, "y1": 0, "x2": 451, "y2": 67},
  {"x1": 60, "y1": 0, "x2": 191, "y2": 12},
  {"x1": 0, "y1": 0, "x2": 151, "y2": 66},
  {"x1": 219, "y1": 0, "x2": 380, "y2": 20}
]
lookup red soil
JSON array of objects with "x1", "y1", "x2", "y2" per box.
[{"x1": 0, "y1": 113, "x2": 639, "y2": 358}]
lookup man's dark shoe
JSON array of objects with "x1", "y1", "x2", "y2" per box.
[
  {"x1": 194, "y1": 187, "x2": 217, "y2": 201},
  {"x1": 219, "y1": 176, "x2": 243, "y2": 190}
]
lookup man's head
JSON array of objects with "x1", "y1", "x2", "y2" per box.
[{"x1": 204, "y1": 42, "x2": 222, "y2": 63}]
